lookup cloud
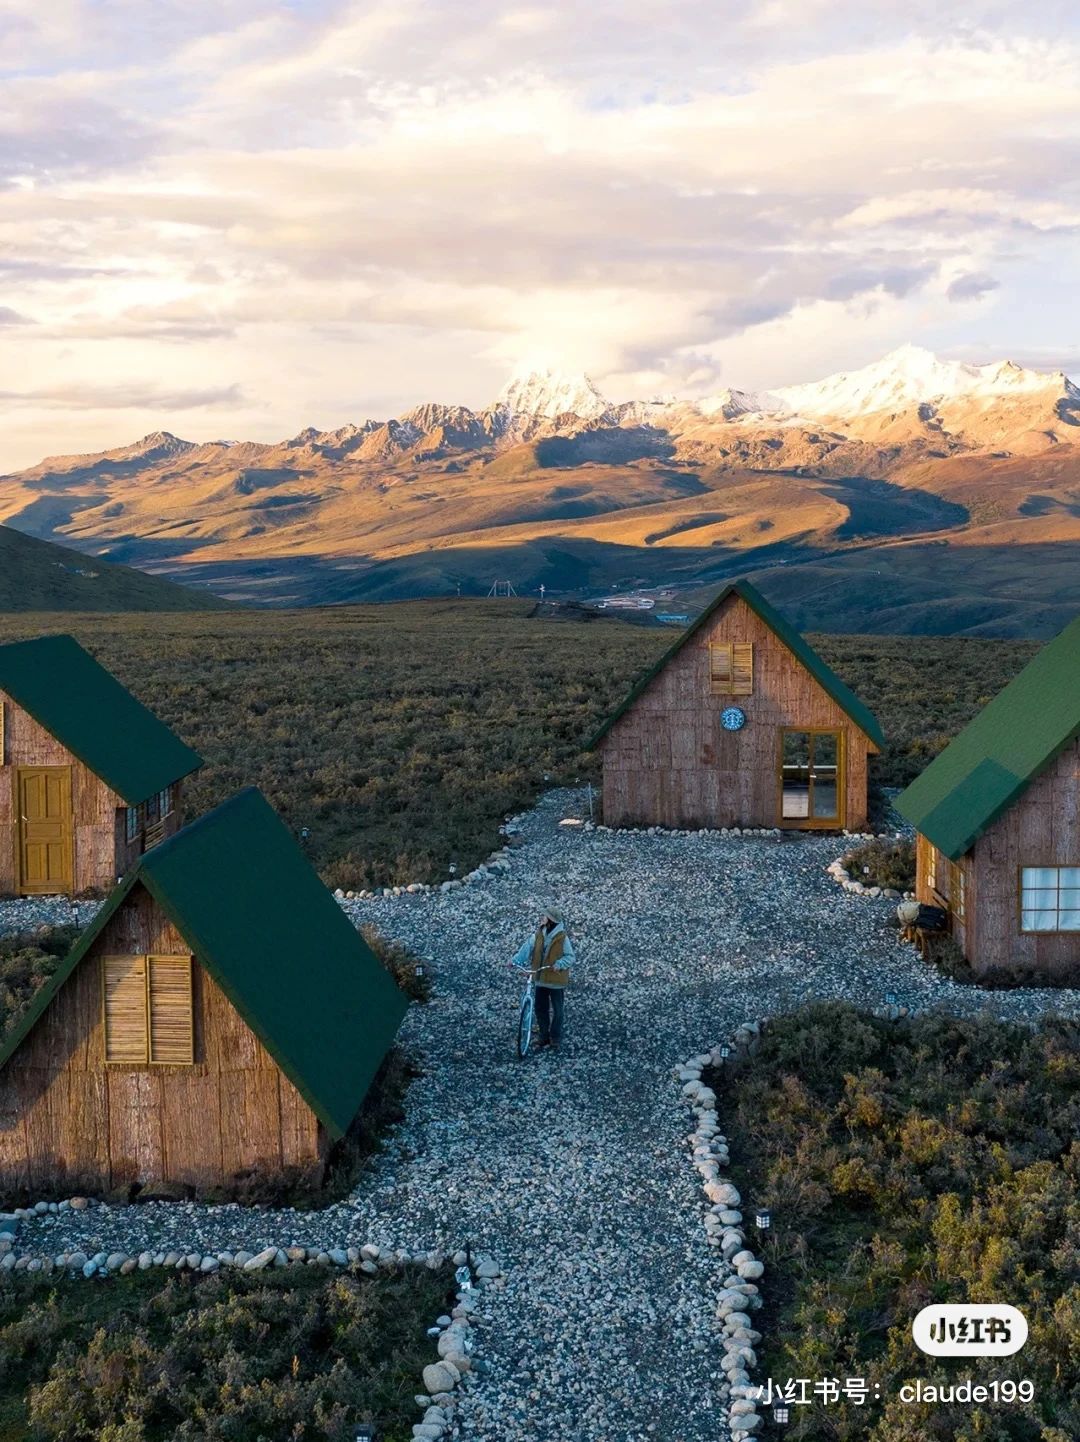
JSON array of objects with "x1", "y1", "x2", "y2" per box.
[
  {"x1": 946, "y1": 271, "x2": 1001, "y2": 301},
  {"x1": 0, "y1": 0, "x2": 1078, "y2": 462},
  {"x1": 0, "y1": 306, "x2": 32, "y2": 324},
  {"x1": 0, "y1": 381, "x2": 245, "y2": 410}
]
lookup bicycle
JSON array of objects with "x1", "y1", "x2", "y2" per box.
[{"x1": 508, "y1": 961, "x2": 537, "y2": 1059}]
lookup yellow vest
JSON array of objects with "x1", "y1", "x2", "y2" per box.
[{"x1": 530, "y1": 927, "x2": 570, "y2": 988}]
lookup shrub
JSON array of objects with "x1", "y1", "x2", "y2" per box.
[
  {"x1": 842, "y1": 838, "x2": 915, "y2": 892},
  {"x1": 0, "y1": 1263, "x2": 452, "y2": 1442},
  {"x1": 0, "y1": 927, "x2": 78, "y2": 1048},
  {"x1": 708, "y1": 1004, "x2": 1080, "y2": 1440}
]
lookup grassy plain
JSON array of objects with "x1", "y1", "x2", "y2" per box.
[
  {"x1": 711, "y1": 1004, "x2": 1080, "y2": 1441},
  {"x1": 0, "y1": 601, "x2": 1036, "y2": 889},
  {"x1": 0, "y1": 1263, "x2": 452, "y2": 1442}
]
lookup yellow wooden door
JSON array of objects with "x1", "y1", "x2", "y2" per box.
[{"x1": 16, "y1": 766, "x2": 73, "y2": 894}]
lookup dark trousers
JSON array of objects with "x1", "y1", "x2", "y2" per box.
[{"x1": 535, "y1": 985, "x2": 565, "y2": 1044}]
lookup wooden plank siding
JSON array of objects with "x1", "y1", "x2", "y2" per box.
[
  {"x1": 0, "y1": 881, "x2": 324, "y2": 1192},
  {"x1": 600, "y1": 592, "x2": 875, "y2": 830},
  {"x1": 0, "y1": 691, "x2": 186, "y2": 896},
  {"x1": 914, "y1": 736, "x2": 1080, "y2": 981}
]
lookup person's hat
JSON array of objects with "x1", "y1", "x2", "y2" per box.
[{"x1": 542, "y1": 904, "x2": 564, "y2": 924}]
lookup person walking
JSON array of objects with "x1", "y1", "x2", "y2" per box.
[{"x1": 511, "y1": 905, "x2": 576, "y2": 1050}]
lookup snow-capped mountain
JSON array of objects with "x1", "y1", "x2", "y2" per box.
[
  {"x1": 771, "y1": 344, "x2": 1079, "y2": 420},
  {"x1": 494, "y1": 366, "x2": 611, "y2": 421},
  {"x1": 694, "y1": 387, "x2": 786, "y2": 421}
]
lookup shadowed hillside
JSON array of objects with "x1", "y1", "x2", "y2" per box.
[{"x1": 0, "y1": 524, "x2": 232, "y2": 612}]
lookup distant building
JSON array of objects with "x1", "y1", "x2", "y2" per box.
[
  {"x1": 0, "y1": 635, "x2": 202, "y2": 896},
  {"x1": 0, "y1": 788, "x2": 407, "y2": 1194},
  {"x1": 896, "y1": 615, "x2": 1080, "y2": 984},
  {"x1": 588, "y1": 579, "x2": 883, "y2": 831}
]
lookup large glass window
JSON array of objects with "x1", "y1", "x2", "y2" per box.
[
  {"x1": 1020, "y1": 867, "x2": 1080, "y2": 932},
  {"x1": 781, "y1": 730, "x2": 842, "y2": 824}
]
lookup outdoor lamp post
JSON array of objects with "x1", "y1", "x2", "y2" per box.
[
  {"x1": 754, "y1": 1207, "x2": 772, "y2": 1232},
  {"x1": 353, "y1": 1425, "x2": 376, "y2": 1442}
]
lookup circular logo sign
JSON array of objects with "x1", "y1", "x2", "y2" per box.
[{"x1": 721, "y1": 706, "x2": 746, "y2": 732}]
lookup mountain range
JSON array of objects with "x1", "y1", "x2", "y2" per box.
[{"x1": 2, "y1": 344, "x2": 1079, "y2": 634}]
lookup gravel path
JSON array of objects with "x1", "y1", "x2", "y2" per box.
[{"x1": 6, "y1": 788, "x2": 1080, "y2": 1442}]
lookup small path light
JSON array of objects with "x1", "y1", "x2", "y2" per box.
[
  {"x1": 449, "y1": 861, "x2": 457, "y2": 876},
  {"x1": 754, "y1": 1207, "x2": 772, "y2": 1232},
  {"x1": 719, "y1": 1044, "x2": 731, "y2": 1062},
  {"x1": 773, "y1": 1403, "x2": 791, "y2": 1425},
  {"x1": 885, "y1": 990, "x2": 898, "y2": 1007},
  {"x1": 353, "y1": 1425, "x2": 376, "y2": 1442},
  {"x1": 454, "y1": 1264, "x2": 474, "y2": 1291}
]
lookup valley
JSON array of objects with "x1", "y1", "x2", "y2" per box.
[{"x1": 2, "y1": 348, "x2": 1078, "y2": 634}]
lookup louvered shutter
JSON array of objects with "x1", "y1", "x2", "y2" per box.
[
  {"x1": 103, "y1": 955, "x2": 148, "y2": 1063},
  {"x1": 732, "y1": 643, "x2": 754, "y2": 695},
  {"x1": 148, "y1": 955, "x2": 194, "y2": 1064},
  {"x1": 709, "y1": 643, "x2": 733, "y2": 693}
]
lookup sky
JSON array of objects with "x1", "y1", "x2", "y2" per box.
[{"x1": 2, "y1": 0, "x2": 1079, "y2": 468}]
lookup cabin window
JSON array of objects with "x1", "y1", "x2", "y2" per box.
[
  {"x1": 103, "y1": 954, "x2": 194, "y2": 1064},
  {"x1": 1020, "y1": 867, "x2": 1080, "y2": 932},
  {"x1": 145, "y1": 791, "x2": 161, "y2": 826},
  {"x1": 125, "y1": 806, "x2": 140, "y2": 843},
  {"x1": 709, "y1": 642, "x2": 753, "y2": 695},
  {"x1": 925, "y1": 844, "x2": 935, "y2": 892},
  {"x1": 159, "y1": 785, "x2": 174, "y2": 819},
  {"x1": 949, "y1": 862, "x2": 966, "y2": 923}
]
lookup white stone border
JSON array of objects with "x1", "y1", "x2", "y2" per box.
[
  {"x1": 826, "y1": 839, "x2": 914, "y2": 903},
  {"x1": 676, "y1": 1028, "x2": 767, "y2": 1439},
  {"x1": 0, "y1": 1202, "x2": 504, "y2": 1442}
]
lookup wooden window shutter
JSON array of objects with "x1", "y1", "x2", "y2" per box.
[
  {"x1": 709, "y1": 643, "x2": 733, "y2": 693},
  {"x1": 148, "y1": 956, "x2": 194, "y2": 1064},
  {"x1": 732, "y1": 643, "x2": 753, "y2": 696},
  {"x1": 103, "y1": 955, "x2": 148, "y2": 1063}
]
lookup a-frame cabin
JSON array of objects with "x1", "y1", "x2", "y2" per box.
[
  {"x1": 0, "y1": 788, "x2": 408, "y2": 1195},
  {"x1": 589, "y1": 579, "x2": 883, "y2": 832},
  {"x1": 896, "y1": 614, "x2": 1080, "y2": 984},
  {"x1": 0, "y1": 635, "x2": 202, "y2": 896}
]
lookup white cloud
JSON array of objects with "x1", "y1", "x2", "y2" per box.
[{"x1": 1, "y1": 0, "x2": 1079, "y2": 465}]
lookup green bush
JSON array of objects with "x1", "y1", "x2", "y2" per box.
[
  {"x1": 843, "y1": 838, "x2": 916, "y2": 892},
  {"x1": 0, "y1": 927, "x2": 78, "y2": 1048},
  {"x1": 0, "y1": 1264, "x2": 452, "y2": 1442},
  {"x1": 707, "y1": 1004, "x2": 1080, "y2": 1440}
]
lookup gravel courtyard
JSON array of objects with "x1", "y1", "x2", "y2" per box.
[{"x1": 6, "y1": 788, "x2": 1080, "y2": 1442}]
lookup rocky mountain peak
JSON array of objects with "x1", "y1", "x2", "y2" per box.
[{"x1": 493, "y1": 366, "x2": 611, "y2": 421}]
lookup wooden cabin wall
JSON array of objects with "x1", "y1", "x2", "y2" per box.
[
  {"x1": 600, "y1": 594, "x2": 872, "y2": 830},
  {"x1": 0, "y1": 690, "x2": 122, "y2": 895},
  {"x1": 114, "y1": 778, "x2": 187, "y2": 879},
  {"x1": 914, "y1": 832, "x2": 972, "y2": 958},
  {"x1": 0, "y1": 884, "x2": 323, "y2": 1194},
  {"x1": 965, "y1": 736, "x2": 1080, "y2": 982}
]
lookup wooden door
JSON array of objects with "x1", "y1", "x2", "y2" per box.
[
  {"x1": 778, "y1": 729, "x2": 845, "y2": 828},
  {"x1": 16, "y1": 766, "x2": 73, "y2": 894}
]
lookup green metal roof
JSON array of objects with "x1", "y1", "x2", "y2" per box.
[
  {"x1": 0, "y1": 788, "x2": 409, "y2": 1139},
  {"x1": 587, "y1": 578, "x2": 884, "y2": 750},
  {"x1": 0, "y1": 634, "x2": 202, "y2": 804},
  {"x1": 896, "y1": 613, "x2": 1080, "y2": 861}
]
